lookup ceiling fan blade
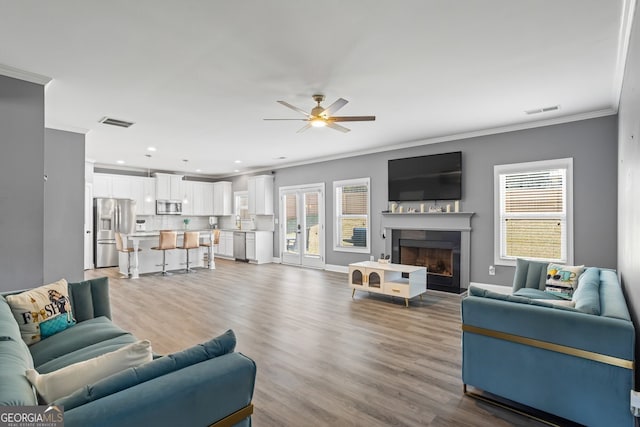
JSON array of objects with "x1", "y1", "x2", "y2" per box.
[
  {"x1": 263, "y1": 118, "x2": 308, "y2": 121},
  {"x1": 329, "y1": 116, "x2": 376, "y2": 122},
  {"x1": 326, "y1": 122, "x2": 351, "y2": 133},
  {"x1": 277, "y1": 101, "x2": 310, "y2": 117},
  {"x1": 297, "y1": 123, "x2": 312, "y2": 133},
  {"x1": 321, "y1": 98, "x2": 348, "y2": 116}
]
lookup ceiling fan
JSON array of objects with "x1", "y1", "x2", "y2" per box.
[{"x1": 264, "y1": 94, "x2": 375, "y2": 133}]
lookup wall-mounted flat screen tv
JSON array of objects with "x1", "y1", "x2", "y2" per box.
[{"x1": 388, "y1": 151, "x2": 462, "y2": 201}]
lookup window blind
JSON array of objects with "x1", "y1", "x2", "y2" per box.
[
  {"x1": 499, "y1": 168, "x2": 567, "y2": 262},
  {"x1": 334, "y1": 178, "x2": 370, "y2": 252}
]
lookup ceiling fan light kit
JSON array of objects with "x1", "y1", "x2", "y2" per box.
[{"x1": 265, "y1": 94, "x2": 375, "y2": 133}]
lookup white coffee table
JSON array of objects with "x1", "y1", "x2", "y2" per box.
[{"x1": 348, "y1": 261, "x2": 427, "y2": 307}]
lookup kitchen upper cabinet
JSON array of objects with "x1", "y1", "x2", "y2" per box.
[
  {"x1": 128, "y1": 177, "x2": 155, "y2": 216},
  {"x1": 183, "y1": 182, "x2": 215, "y2": 216},
  {"x1": 93, "y1": 173, "x2": 134, "y2": 199},
  {"x1": 93, "y1": 174, "x2": 112, "y2": 198},
  {"x1": 213, "y1": 181, "x2": 232, "y2": 216},
  {"x1": 141, "y1": 178, "x2": 156, "y2": 215},
  {"x1": 181, "y1": 181, "x2": 195, "y2": 215},
  {"x1": 154, "y1": 173, "x2": 184, "y2": 200},
  {"x1": 248, "y1": 175, "x2": 274, "y2": 215}
]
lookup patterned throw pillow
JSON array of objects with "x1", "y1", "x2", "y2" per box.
[
  {"x1": 5, "y1": 279, "x2": 76, "y2": 345},
  {"x1": 545, "y1": 264, "x2": 585, "y2": 297}
]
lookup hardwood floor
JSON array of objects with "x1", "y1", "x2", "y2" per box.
[{"x1": 85, "y1": 260, "x2": 545, "y2": 426}]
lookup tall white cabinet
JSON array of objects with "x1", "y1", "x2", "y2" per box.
[{"x1": 248, "y1": 175, "x2": 274, "y2": 215}]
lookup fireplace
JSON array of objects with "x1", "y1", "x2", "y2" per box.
[{"x1": 392, "y1": 229, "x2": 461, "y2": 293}]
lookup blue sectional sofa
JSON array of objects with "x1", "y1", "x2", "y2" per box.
[
  {"x1": 462, "y1": 264, "x2": 635, "y2": 427},
  {"x1": 0, "y1": 277, "x2": 256, "y2": 427}
]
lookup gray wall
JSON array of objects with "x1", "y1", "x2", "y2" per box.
[
  {"x1": 0, "y1": 75, "x2": 45, "y2": 292},
  {"x1": 239, "y1": 115, "x2": 617, "y2": 285},
  {"x1": 44, "y1": 128, "x2": 85, "y2": 283},
  {"x1": 618, "y1": 4, "x2": 640, "y2": 385}
]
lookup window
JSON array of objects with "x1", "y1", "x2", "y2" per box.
[
  {"x1": 494, "y1": 158, "x2": 573, "y2": 266},
  {"x1": 234, "y1": 191, "x2": 248, "y2": 219},
  {"x1": 334, "y1": 178, "x2": 370, "y2": 253}
]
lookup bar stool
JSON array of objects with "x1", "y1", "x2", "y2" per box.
[
  {"x1": 115, "y1": 232, "x2": 141, "y2": 278},
  {"x1": 200, "y1": 230, "x2": 220, "y2": 269},
  {"x1": 151, "y1": 230, "x2": 177, "y2": 276},
  {"x1": 178, "y1": 231, "x2": 200, "y2": 273}
]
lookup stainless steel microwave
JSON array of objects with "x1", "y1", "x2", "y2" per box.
[{"x1": 156, "y1": 200, "x2": 182, "y2": 215}]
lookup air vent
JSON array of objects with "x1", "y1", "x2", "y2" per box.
[
  {"x1": 99, "y1": 117, "x2": 135, "y2": 128},
  {"x1": 525, "y1": 105, "x2": 560, "y2": 115}
]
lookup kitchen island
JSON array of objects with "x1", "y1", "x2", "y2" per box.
[{"x1": 120, "y1": 230, "x2": 216, "y2": 279}]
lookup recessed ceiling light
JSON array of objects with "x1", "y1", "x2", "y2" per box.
[
  {"x1": 147, "y1": 147, "x2": 156, "y2": 152},
  {"x1": 234, "y1": 160, "x2": 242, "y2": 164},
  {"x1": 234, "y1": 169, "x2": 240, "y2": 173},
  {"x1": 274, "y1": 156, "x2": 287, "y2": 160},
  {"x1": 116, "y1": 160, "x2": 125, "y2": 164},
  {"x1": 196, "y1": 169, "x2": 202, "y2": 173}
]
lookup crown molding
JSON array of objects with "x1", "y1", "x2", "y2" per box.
[
  {"x1": 612, "y1": 0, "x2": 637, "y2": 109},
  {"x1": 0, "y1": 63, "x2": 52, "y2": 86},
  {"x1": 230, "y1": 108, "x2": 617, "y2": 177}
]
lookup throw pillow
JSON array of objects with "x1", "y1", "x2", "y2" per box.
[
  {"x1": 25, "y1": 340, "x2": 152, "y2": 403},
  {"x1": 6, "y1": 279, "x2": 76, "y2": 345},
  {"x1": 55, "y1": 329, "x2": 237, "y2": 411},
  {"x1": 545, "y1": 264, "x2": 584, "y2": 289}
]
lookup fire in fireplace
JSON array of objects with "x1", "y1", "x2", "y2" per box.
[
  {"x1": 392, "y1": 229, "x2": 462, "y2": 293},
  {"x1": 400, "y1": 247, "x2": 453, "y2": 277}
]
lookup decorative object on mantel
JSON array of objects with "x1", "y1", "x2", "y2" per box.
[
  {"x1": 390, "y1": 203, "x2": 397, "y2": 213},
  {"x1": 455, "y1": 200, "x2": 460, "y2": 212},
  {"x1": 398, "y1": 206, "x2": 404, "y2": 213},
  {"x1": 420, "y1": 203, "x2": 425, "y2": 213},
  {"x1": 429, "y1": 205, "x2": 445, "y2": 213}
]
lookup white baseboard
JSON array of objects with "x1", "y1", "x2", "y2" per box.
[
  {"x1": 272, "y1": 257, "x2": 281, "y2": 264},
  {"x1": 325, "y1": 264, "x2": 348, "y2": 273}
]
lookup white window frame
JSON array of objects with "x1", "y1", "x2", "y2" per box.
[
  {"x1": 333, "y1": 177, "x2": 371, "y2": 254},
  {"x1": 494, "y1": 158, "x2": 573, "y2": 266}
]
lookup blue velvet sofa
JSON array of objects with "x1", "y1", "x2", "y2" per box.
[
  {"x1": 461, "y1": 263, "x2": 635, "y2": 427},
  {"x1": 0, "y1": 277, "x2": 256, "y2": 427}
]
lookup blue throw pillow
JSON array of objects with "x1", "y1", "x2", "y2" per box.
[
  {"x1": 572, "y1": 267, "x2": 601, "y2": 315},
  {"x1": 54, "y1": 329, "x2": 236, "y2": 410},
  {"x1": 512, "y1": 258, "x2": 549, "y2": 292}
]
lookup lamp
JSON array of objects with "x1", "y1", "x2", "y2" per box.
[{"x1": 310, "y1": 117, "x2": 326, "y2": 128}]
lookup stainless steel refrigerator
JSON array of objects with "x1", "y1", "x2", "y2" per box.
[{"x1": 94, "y1": 198, "x2": 137, "y2": 268}]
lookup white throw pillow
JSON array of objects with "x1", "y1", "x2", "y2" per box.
[
  {"x1": 25, "y1": 340, "x2": 152, "y2": 403},
  {"x1": 545, "y1": 299, "x2": 576, "y2": 308}
]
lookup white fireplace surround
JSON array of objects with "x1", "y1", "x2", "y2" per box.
[{"x1": 381, "y1": 212, "x2": 474, "y2": 290}]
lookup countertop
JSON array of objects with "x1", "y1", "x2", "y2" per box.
[{"x1": 128, "y1": 229, "x2": 272, "y2": 237}]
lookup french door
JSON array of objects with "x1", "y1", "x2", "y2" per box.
[{"x1": 280, "y1": 183, "x2": 325, "y2": 268}]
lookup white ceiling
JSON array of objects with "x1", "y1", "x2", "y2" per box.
[{"x1": 0, "y1": 1, "x2": 634, "y2": 176}]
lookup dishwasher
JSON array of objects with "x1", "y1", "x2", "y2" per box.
[{"x1": 233, "y1": 231, "x2": 247, "y2": 261}]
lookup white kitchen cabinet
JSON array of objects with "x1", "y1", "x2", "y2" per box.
[
  {"x1": 190, "y1": 182, "x2": 214, "y2": 216},
  {"x1": 213, "y1": 181, "x2": 232, "y2": 216},
  {"x1": 93, "y1": 173, "x2": 134, "y2": 199},
  {"x1": 248, "y1": 175, "x2": 274, "y2": 215},
  {"x1": 202, "y1": 182, "x2": 215, "y2": 215},
  {"x1": 215, "y1": 231, "x2": 234, "y2": 258},
  {"x1": 141, "y1": 177, "x2": 156, "y2": 215},
  {"x1": 245, "y1": 231, "x2": 273, "y2": 264},
  {"x1": 182, "y1": 181, "x2": 194, "y2": 215},
  {"x1": 154, "y1": 173, "x2": 184, "y2": 200},
  {"x1": 92, "y1": 174, "x2": 112, "y2": 198}
]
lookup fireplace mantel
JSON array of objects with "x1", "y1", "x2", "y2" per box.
[
  {"x1": 381, "y1": 212, "x2": 474, "y2": 292},
  {"x1": 381, "y1": 212, "x2": 474, "y2": 231}
]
